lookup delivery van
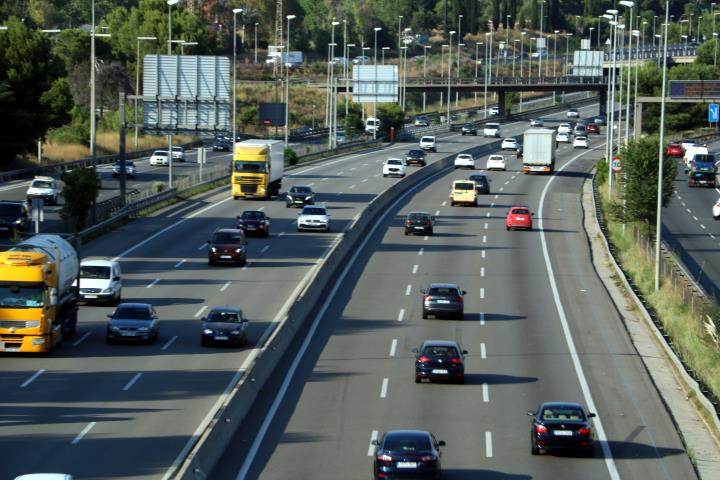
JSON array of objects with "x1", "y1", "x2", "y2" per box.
[{"x1": 450, "y1": 180, "x2": 478, "y2": 207}]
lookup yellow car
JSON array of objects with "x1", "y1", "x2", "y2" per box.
[{"x1": 450, "y1": 180, "x2": 478, "y2": 207}]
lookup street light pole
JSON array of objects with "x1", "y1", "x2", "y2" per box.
[
  {"x1": 553, "y1": 30, "x2": 558, "y2": 103},
  {"x1": 329, "y1": 20, "x2": 340, "y2": 147},
  {"x1": 254, "y1": 22, "x2": 258, "y2": 64},
  {"x1": 484, "y1": 32, "x2": 490, "y2": 118},
  {"x1": 520, "y1": 31, "x2": 526, "y2": 111},
  {"x1": 284, "y1": 14, "x2": 295, "y2": 146},
  {"x1": 512, "y1": 39, "x2": 518, "y2": 78},
  {"x1": 373, "y1": 26, "x2": 381, "y2": 140},
  {"x1": 589, "y1": 27, "x2": 594, "y2": 48},
  {"x1": 604, "y1": 11, "x2": 619, "y2": 194},
  {"x1": 447, "y1": 30, "x2": 456, "y2": 126},
  {"x1": 423, "y1": 45, "x2": 430, "y2": 111},
  {"x1": 232, "y1": 8, "x2": 243, "y2": 149},
  {"x1": 620, "y1": 1, "x2": 635, "y2": 146},
  {"x1": 345, "y1": 43, "x2": 354, "y2": 118},
  {"x1": 457, "y1": 15, "x2": 463, "y2": 80},
  {"x1": 539, "y1": 0, "x2": 545, "y2": 82},
  {"x1": 135, "y1": 36, "x2": 156, "y2": 149},
  {"x1": 655, "y1": 0, "x2": 670, "y2": 292},
  {"x1": 440, "y1": 44, "x2": 447, "y2": 108},
  {"x1": 398, "y1": 16, "x2": 403, "y2": 108}
]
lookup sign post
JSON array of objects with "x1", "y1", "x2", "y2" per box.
[{"x1": 30, "y1": 198, "x2": 44, "y2": 234}]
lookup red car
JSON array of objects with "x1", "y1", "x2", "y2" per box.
[
  {"x1": 586, "y1": 123, "x2": 600, "y2": 134},
  {"x1": 506, "y1": 206, "x2": 533, "y2": 230},
  {"x1": 666, "y1": 142, "x2": 684, "y2": 157}
]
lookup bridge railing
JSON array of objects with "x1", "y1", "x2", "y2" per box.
[{"x1": 402, "y1": 75, "x2": 608, "y2": 86}]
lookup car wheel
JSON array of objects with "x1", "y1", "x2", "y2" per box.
[
  {"x1": 404, "y1": 230, "x2": 409, "y2": 236},
  {"x1": 286, "y1": 203, "x2": 291, "y2": 208},
  {"x1": 506, "y1": 226, "x2": 510, "y2": 231},
  {"x1": 106, "y1": 336, "x2": 114, "y2": 345},
  {"x1": 415, "y1": 377, "x2": 421, "y2": 384},
  {"x1": 428, "y1": 229, "x2": 433, "y2": 236},
  {"x1": 263, "y1": 229, "x2": 270, "y2": 238},
  {"x1": 201, "y1": 338, "x2": 209, "y2": 347},
  {"x1": 422, "y1": 310, "x2": 428, "y2": 319},
  {"x1": 208, "y1": 259, "x2": 214, "y2": 266},
  {"x1": 233, "y1": 196, "x2": 240, "y2": 200},
  {"x1": 531, "y1": 439, "x2": 540, "y2": 455},
  {"x1": 458, "y1": 311, "x2": 464, "y2": 320},
  {"x1": 383, "y1": 174, "x2": 387, "y2": 177},
  {"x1": 456, "y1": 375, "x2": 465, "y2": 385}
]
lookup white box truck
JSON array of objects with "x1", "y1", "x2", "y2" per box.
[{"x1": 522, "y1": 128, "x2": 556, "y2": 174}]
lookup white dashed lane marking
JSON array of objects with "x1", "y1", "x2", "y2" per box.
[
  {"x1": 380, "y1": 378, "x2": 389, "y2": 398},
  {"x1": 397, "y1": 309, "x2": 405, "y2": 322},
  {"x1": 389, "y1": 339, "x2": 397, "y2": 357}
]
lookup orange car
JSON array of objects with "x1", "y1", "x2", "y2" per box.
[{"x1": 506, "y1": 206, "x2": 533, "y2": 230}]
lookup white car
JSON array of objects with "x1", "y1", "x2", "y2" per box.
[
  {"x1": 297, "y1": 205, "x2": 331, "y2": 232},
  {"x1": 419, "y1": 136, "x2": 437, "y2": 152},
  {"x1": 489, "y1": 106, "x2": 500, "y2": 115},
  {"x1": 454, "y1": 153, "x2": 475, "y2": 169},
  {"x1": 713, "y1": 198, "x2": 720, "y2": 220},
  {"x1": 557, "y1": 123, "x2": 572, "y2": 135},
  {"x1": 573, "y1": 136, "x2": 589, "y2": 149},
  {"x1": 353, "y1": 55, "x2": 370, "y2": 64},
  {"x1": 501, "y1": 138, "x2": 518, "y2": 151},
  {"x1": 567, "y1": 108, "x2": 580, "y2": 118},
  {"x1": 483, "y1": 123, "x2": 501, "y2": 137},
  {"x1": 149, "y1": 150, "x2": 170, "y2": 166},
  {"x1": 383, "y1": 158, "x2": 407, "y2": 177},
  {"x1": 486, "y1": 154, "x2": 506, "y2": 171},
  {"x1": 26, "y1": 176, "x2": 58, "y2": 205},
  {"x1": 557, "y1": 132, "x2": 571, "y2": 143},
  {"x1": 76, "y1": 259, "x2": 123, "y2": 304},
  {"x1": 171, "y1": 146, "x2": 185, "y2": 162}
]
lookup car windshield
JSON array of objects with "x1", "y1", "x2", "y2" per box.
[
  {"x1": 31, "y1": 180, "x2": 53, "y2": 189},
  {"x1": 469, "y1": 175, "x2": 487, "y2": 183},
  {"x1": 486, "y1": 123, "x2": 499, "y2": 128},
  {"x1": 0, "y1": 284, "x2": 44, "y2": 308},
  {"x1": 206, "y1": 310, "x2": 242, "y2": 323},
  {"x1": 0, "y1": 204, "x2": 22, "y2": 215},
  {"x1": 303, "y1": 207, "x2": 326, "y2": 215},
  {"x1": 421, "y1": 137, "x2": 434, "y2": 142},
  {"x1": 172, "y1": 147, "x2": 183, "y2": 152},
  {"x1": 408, "y1": 150, "x2": 423, "y2": 156},
  {"x1": 212, "y1": 232, "x2": 243, "y2": 244},
  {"x1": 383, "y1": 435, "x2": 431, "y2": 452},
  {"x1": 387, "y1": 159, "x2": 402, "y2": 165},
  {"x1": 453, "y1": 182, "x2": 474, "y2": 191},
  {"x1": 114, "y1": 306, "x2": 151, "y2": 320},
  {"x1": 541, "y1": 406, "x2": 585, "y2": 421},
  {"x1": 489, "y1": 156, "x2": 504, "y2": 161},
  {"x1": 576, "y1": 137, "x2": 587, "y2": 141},
  {"x1": 512, "y1": 208, "x2": 530, "y2": 215},
  {"x1": 463, "y1": 123, "x2": 474, "y2": 128},
  {"x1": 457, "y1": 155, "x2": 471, "y2": 160},
  {"x1": 291, "y1": 186, "x2": 311, "y2": 194},
  {"x1": 234, "y1": 161, "x2": 267, "y2": 173},
  {"x1": 80, "y1": 266, "x2": 111, "y2": 279},
  {"x1": 241, "y1": 211, "x2": 264, "y2": 220},
  {"x1": 504, "y1": 138, "x2": 515, "y2": 142},
  {"x1": 115, "y1": 161, "x2": 135, "y2": 167},
  {"x1": 154, "y1": 151, "x2": 168, "y2": 156},
  {"x1": 428, "y1": 286, "x2": 459, "y2": 296}
]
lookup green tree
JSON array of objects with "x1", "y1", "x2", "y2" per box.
[
  {"x1": 694, "y1": 38, "x2": 720, "y2": 66},
  {"x1": 621, "y1": 136, "x2": 676, "y2": 225},
  {"x1": 61, "y1": 167, "x2": 100, "y2": 231},
  {"x1": 53, "y1": 29, "x2": 91, "y2": 74},
  {"x1": 376, "y1": 103, "x2": 405, "y2": 138}
]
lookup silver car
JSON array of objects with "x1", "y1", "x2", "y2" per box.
[{"x1": 106, "y1": 303, "x2": 159, "y2": 344}]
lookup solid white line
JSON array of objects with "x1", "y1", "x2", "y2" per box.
[
  {"x1": 221, "y1": 281, "x2": 231, "y2": 291},
  {"x1": 481, "y1": 267, "x2": 485, "y2": 277},
  {"x1": 278, "y1": 232, "x2": 285, "y2": 238},
  {"x1": 21, "y1": 369, "x2": 45, "y2": 388},
  {"x1": 122, "y1": 373, "x2": 143, "y2": 391},
  {"x1": 480, "y1": 288, "x2": 485, "y2": 299},
  {"x1": 481, "y1": 250, "x2": 486, "y2": 258},
  {"x1": 441, "y1": 201, "x2": 447, "y2": 206},
  {"x1": 538, "y1": 149, "x2": 620, "y2": 479},
  {"x1": 405, "y1": 285, "x2": 412, "y2": 296},
  {"x1": 481, "y1": 343, "x2": 487, "y2": 359},
  {"x1": 146, "y1": 278, "x2": 160, "y2": 289},
  {"x1": 485, "y1": 431, "x2": 493, "y2": 457},
  {"x1": 194, "y1": 306, "x2": 208, "y2": 318},
  {"x1": 480, "y1": 312, "x2": 485, "y2": 326},
  {"x1": 368, "y1": 431, "x2": 379, "y2": 456},
  {"x1": 397, "y1": 309, "x2": 405, "y2": 322},
  {"x1": 71, "y1": 422, "x2": 96, "y2": 445},
  {"x1": 412, "y1": 264, "x2": 418, "y2": 274},
  {"x1": 174, "y1": 259, "x2": 186, "y2": 268},
  {"x1": 161, "y1": 336, "x2": 178, "y2": 351},
  {"x1": 261, "y1": 245, "x2": 270, "y2": 253},
  {"x1": 418, "y1": 248, "x2": 424, "y2": 256},
  {"x1": 482, "y1": 383, "x2": 489, "y2": 402},
  {"x1": 389, "y1": 339, "x2": 398, "y2": 357},
  {"x1": 72, "y1": 331, "x2": 91, "y2": 347},
  {"x1": 380, "y1": 378, "x2": 389, "y2": 398}
]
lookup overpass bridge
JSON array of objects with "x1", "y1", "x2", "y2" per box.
[{"x1": 602, "y1": 43, "x2": 697, "y2": 67}]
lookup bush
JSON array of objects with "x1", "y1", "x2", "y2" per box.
[
  {"x1": 46, "y1": 105, "x2": 89, "y2": 145},
  {"x1": 60, "y1": 167, "x2": 99, "y2": 230},
  {"x1": 285, "y1": 147, "x2": 298, "y2": 165},
  {"x1": 595, "y1": 158, "x2": 608, "y2": 186}
]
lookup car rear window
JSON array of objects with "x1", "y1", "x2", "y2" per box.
[
  {"x1": 421, "y1": 137, "x2": 435, "y2": 142},
  {"x1": 408, "y1": 213, "x2": 430, "y2": 221},
  {"x1": 453, "y1": 182, "x2": 474, "y2": 191},
  {"x1": 383, "y1": 435, "x2": 431, "y2": 452},
  {"x1": 541, "y1": 407, "x2": 585, "y2": 421},
  {"x1": 207, "y1": 310, "x2": 241, "y2": 323},
  {"x1": 421, "y1": 345, "x2": 459, "y2": 357},
  {"x1": 512, "y1": 208, "x2": 530, "y2": 215},
  {"x1": 31, "y1": 180, "x2": 53, "y2": 189},
  {"x1": 291, "y1": 186, "x2": 311, "y2": 194},
  {"x1": 241, "y1": 211, "x2": 264, "y2": 219},
  {"x1": 0, "y1": 204, "x2": 22, "y2": 215},
  {"x1": 428, "y1": 287, "x2": 459, "y2": 296}
]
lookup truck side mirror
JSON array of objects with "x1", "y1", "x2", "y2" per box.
[{"x1": 49, "y1": 288, "x2": 58, "y2": 306}]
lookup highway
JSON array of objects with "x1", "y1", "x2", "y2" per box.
[
  {"x1": 211, "y1": 118, "x2": 696, "y2": 479},
  {"x1": 0, "y1": 105, "x2": 583, "y2": 479}
]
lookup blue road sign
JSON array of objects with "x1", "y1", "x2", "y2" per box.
[{"x1": 709, "y1": 103, "x2": 719, "y2": 123}]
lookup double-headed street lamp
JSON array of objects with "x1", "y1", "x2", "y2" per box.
[
  {"x1": 520, "y1": 31, "x2": 526, "y2": 110},
  {"x1": 564, "y1": 33, "x2": 573, "y2": 82},
  {"x1": 602, "y1": 10, "x2": 619, "y2": 194},
  {"x1": 135, "y1": 36, "x2": 156, "y2": 149},
  {"x1": 484, "y1": 32, "x2": 491, "y2": 118},
  {"x1": 423, "y1": 45, "x2": 431, "y2": 111},
  {"x1": 373, "y1": 26, "x2": 382, "y2": 140},
  {"x1": 254, "y1": 23, "x2": 259, "y2": 64},
  {"x1": 284, "y1": 14, "x2": 296, "y2": 146},
  {"x1": 589, "y1": 27, "x2": 595, "y2": 48},
  {"x1": 620, "y1": 1, "x2": 635, "y2": 145},
  {"x1": 345, "y1": 43, "x2": 355, "y2": 117},
  {"x1": 447, "y1": 30, "x2": 456, "y2": 125},
  {"x1": 232, "y1": 8, "x2": 243, "y2": 147}
]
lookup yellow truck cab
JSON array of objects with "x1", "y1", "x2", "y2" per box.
[
  {"x1": 450, "y1": 180, "x2": 478, "y2": 207},
  {"x1": 232, "y1": 140, "x2": 284, "y2": 200}
]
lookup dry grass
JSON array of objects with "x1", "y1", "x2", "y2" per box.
[
  {"x1": 40, "y1": 133, "x2": 195, "y2": 163},
  {"x1": 598, "y1": 186, "x2": 720, "y2": 401}
]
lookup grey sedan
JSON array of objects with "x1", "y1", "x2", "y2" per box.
[
  {"x1": 421, "y1": 283, "x2": 466, "y2": 319},
  {"x1": 106, "y1": 303, "x2": 159, "y2": 344},
  {"x1": 201, "y1": 306, "x2": 248, "y2": 347}
]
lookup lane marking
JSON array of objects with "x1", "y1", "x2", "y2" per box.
[
  {"x1": 361, "y1": 178, "x2": 368, "y2": 183},
  {"x1": 434, "y1": 210, "x2": 440, "y2": 216},
  {"x1": 481, "y1": 250, "x2": 486, "y2": 258},
  {"x1": 21, "y1": 369, "x2": 45, "y2": 388},
  {"x1": 146, "y1": 279, "x2": 160, "y2": 289},
  {"x1": 337, "y1": 171, "x2": 344, "y2": 175},
  {"x1": 681, "y1": 202, "x2": 686, "y2": 207},
  {"x1": 368, "y1": 431, "x2": 379, "y2": 456},
  {"x1": 484, "y1": 222, "x2": 488, "y2": 229},
  {"x1": 482, "y1": 383, "x2": 489, "y2": 402},
  {"x1": 486, "y1": 212, "x2": 491, "y2": 217},
  {"x1": 693, "y1": 216, "x2": 698, "y2": 221},
  {"x1": 397, "y1": 309, "x2": 405, "y2": 322},
  {"x1": 278, "y1": 232, "x2": 285, "y2": 238},
  {"x1": 494, "y1": 194, "x2": 499, "y2": 199},
  {"x1": 499, "y1": 187, "x2": 504, "y2": 192},
  {"x1": 194, "y1": 306, "x2": 208, "y2": 318},
  {"x1": 197, "y1": 243, "x2": 207, "y2": 250},
  {"x1": 538, "y1": 148, "x2": 620, "y2": 479},
  {"x1": 221, "y1": 281, "x2": 231, "y2": 291},
  {"x1": 711, "y1": 234, "x2": 716, "y2": 239},
  {"x1": 441, "y1": 201, "x2": 447, "y2": 206},
  {"x1": 122, "y1": 373, "x2": 143, "y2": 391},
  {"x1": 174, "y1": 259, "x2": 186, "y2": 268},
  {"x1": 261, "y1": 245, "x2": 270, "y2": 254},
  {"x1": 424, "y1": 235, "x2": 429, "y2": 241},
  {"x1": 405, "y1": 285, "x2": 412, "y2": 296},
  {"x1": 481, "y1": 343, "x2": 487, "y2": 359},
  {"x1": 161, "y1": 336, "x2": 178, "y2": 351},
  {"x1": 481, "y1": 267, "x2": 485, "y2": 277},
  {"x1": 490, "y1": 202, "x2": 495, "y2": 208},
  {"x1": 389, "y1": 339, "x2": 397, "y2": 357},
  {"x1": 418, "y1": 248, "x2": 424, "y2": 256},
  {"x1": 480, "y1": 288, "x2": 485, "y2": 299},
  {"x1": 485, "y1": 431, "x2": 493, "y2": 457},
  {"x1": 242, "y1": 261, "x2": 252, "y2": 271},
  {"x1": 258, "y1": 206, "x2": 265, "y2": 211},
  {"x1": 412, "y1": 264, "x2": 419, "y2": 274},
  {"x1": 480, "y1": 312, "x2": 485, "y2": 326},
  {"x1": 349, "y1": 184, "x2": 356, "y2": 189},
  {"x1": 505, "y1": 180, "x2": 510, "y2": 185},
  {"x1": 337, "y1": 192, "x2": 343, "y2": 196},
  {"x1": 700, "y1": 224, "x2": 706, "y2": 230},
  {"x1": 380, "y1": 378, "x2": 389, "y2": 398},
  {"x1": 72, "y1": 332, "x2": 91, "y2": 347},
  {"x1": 72, "y1": 422, "x2": 96, "y2": 445},
  {"x1": 482, "y1": 235, "x2": 487, "y2": 243},
  {"x1": 321, "y1": 177, "x2": 329, "y2": 181},
  {"x1": 350, "y1": 167, "x2": 356, "y2": 171},
  {"x1": 686, "y1": 208, "x2": 691, "y2": 214}
]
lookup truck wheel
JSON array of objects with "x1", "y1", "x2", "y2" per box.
[{"x1": 233, "y1": 196, "x2": 240, "y2": 200}]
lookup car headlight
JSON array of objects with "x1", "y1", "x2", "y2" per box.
[
  {"x1": 287, "y1": 195, "x2": 293, "y2": 200},
  {"x1": 305, "y1": 196, "x2": 311, "y2": 200},
  {"x1": 14, "y1": 219, "x2": 22, "y2": 224},
  {"x1": 101, "y1": 288, "x2": 112, "y2": 293},
  {"x1": 230, "y1": 330, "x2": 241, "y2": 335},
  {"x1": 137, "y1": 327, "x2": 150, "y2": 332},
  {"x1": 203, "y1": 328, "x2": 214, "y2": 335},
  {"x1": 110, "y1": 325, "x2": 120, "y2": 332},
  {"x1": 210, "y1": 247, "x2": 217, "y2": 252},
  {"x1": 235, "y1": 248, "x2": 243, "y2": 253}
]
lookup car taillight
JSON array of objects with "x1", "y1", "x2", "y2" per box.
[
  {"x1": 420, "y1": 455, "x2": 438, "y2": 463},
  {"x1": 535, "y1": 425, "x2": 548, "y2": 434},
  {"x1": 377, "y1": 454, "x2": 393, "y2": 463},
  {"x1": 426, "y1": 221, "x2": 432, "y2": 225},
  {"x1": 406, "y1": 220, "x2": 412, "y2": 226},
  {"x1": 450, "y1": 357, "x2": 462, "y2": 364},
  {"x1": 423, "y1": 295, "x2": 431, "y2": 302},
  {"x1": 417, "y1": 356, "x2": 431, "y2": 363},
  {"x1": 456, "y1": 295, "x2": 463, "y2": 302},
  {"x1": 579, "y1": 427, "x2": 592, "y2": 436}
]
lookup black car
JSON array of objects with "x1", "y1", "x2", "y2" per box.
[
  {"x1": 404, "y1": 211, "x2": 434, "y2": 236},
  {"x1": 372, "y1": 430, "x2": 445, "y2": 480},
  {"x1": 207, "y1": 228, "x2": 248, "y2": 266},
  {"x1": 461, "y1": 123, "x2": 477, "y2": 136},
  {"x1": 0, "y1": 201, "x2": 30, "y2": 236},
  {"x1": 468, "y1": 173, "x2": 490, "y2": 194},
  {"x1": 405, "y1": 149, "x2": 427, "y2": 166},
  {"x1": 413, "y1": 340, "x2": 468, "y2": 384},
  {"x1": 106, "y1": 302, "x2": 159, "y2": 344},
  {"x1": 236, "y1": 210, "x2": 271, "y2": 237},
  {"x1": 212, "y1": 138, "x2": 231, "y2": 151},
  {"x1": 200, "y1": 306, "x2": 248, "y2": 347},
  {"x1": 528, "y1": 402, "x2": 596, "y2": 456},
  {"x1": 286, "y1": 185, "x2": 315, "y2": 208},
  {"x1": 112, "y1": 160, "x2": 137, "y2": 178},
  {"x1": 421, "y1": 283, "x2": 465, "y2": 319}
]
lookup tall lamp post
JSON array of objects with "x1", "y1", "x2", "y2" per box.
[
  {"x1": 552, "y1": 30, "x2": 559, "y2": 104},
  {"x1": 440, "y1": 44, "x2": 447, "y2": 108},
  {"x1": 373, "y1": 26, "x2": 382, "y2": 140},
  {"x1": 456, "y1": 43, "x2": 464, "y2": 107},
  {"x1": 423, "y1": 45, "x2": 431, "y2": 111},
  {"x1": 165, "y1": 0, "x2": 179, "y2": 189},
  {"x1": 232, "y1": 8, "x2": 243, "y2": 147},
  {"x1": 655, "y1": 0, "x2": 670, "y2": 292},
  {"x1": 135, "y1": 36, "x2": 156, "y2": 149},
  {"x1": 620, "y1": 1, "x2": 635, "y2": 145},
  {"x1": 474, "y1": 42, "x2": 482, "y2": 105},
  {"x1": 564, "y1": 33, "x2": 573, "y2": 82},
  {"x1": 520, "y1": 31, "x2": 526, "y2": 110},
  {"x1": 345, "y1": 43, "x2": 355, "y2": 117},
  {"x1": 398, "y1": 16, "x2": 403, "y2": 108},
  {"x1": 589, "y1": 27, "x2": 594, "y2": 48},
  {"x1": 284, "y1": 14, "x2": 296, "y2": 146},
  {"x1": 401, "y1": 44, "x2": 409, "y2": 111},
  {"x1": 180, "y1": 41, "x2": 197, "y2": 55},
  {"x1": 512, "y1": 39, "x2": 519, "y2": 78},
  {"x1": 603, "y1": 10, "x2": 619, "y2": 194},
  {"x1": 539, "y1": 0, "x2": 545, "y2": 82},
  {"x1": 714, "y1": 12, "x2": 720, "y2": 67},
  {"x1": 382, "y1": 46, "x2": 390, "y2": 64},
  {"x1": 254, "y1": 22, "x2": 259, "y2": 64},
  {"x1": 484, "y1": 32, "x2": 491, "y2": 118},
  {"x1": 457, "y1": 15, "x2": 463, "y2": 79},
  {"x1": 447, "y1": 30, "x2": 456, "y2": 125},
  {"x1": 329, "y1": 20, "x2": 340, "y2": 147}
]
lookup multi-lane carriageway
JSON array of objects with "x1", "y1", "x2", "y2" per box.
[{"x1": 1, "y1": 104, "x2": 695, "y2": 480}]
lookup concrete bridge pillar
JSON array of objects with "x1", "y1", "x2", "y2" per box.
[
  {"x1": 599, "y1": 89, "x2": 607, "y2": 116},
  {"x1": 498, "y1": 90, "x2": 507, "y2": 118}
]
